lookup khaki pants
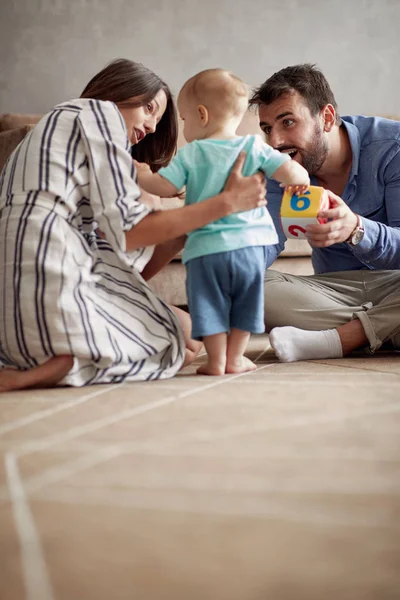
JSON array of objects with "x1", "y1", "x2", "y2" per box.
[{"x1": 264, "y1": 270, "x2": 400, "y2": 352}]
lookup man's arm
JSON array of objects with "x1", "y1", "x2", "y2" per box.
[
  {"x1": 351, "y1": 152, "x2": 400, "y2": 268},
  {"x1": 306, "y1": 151, "x2": 400, "y2": 269}
]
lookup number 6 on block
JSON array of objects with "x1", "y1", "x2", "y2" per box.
[{"x1": 280, "y1": 186, "x2": 329, "y2": 239}]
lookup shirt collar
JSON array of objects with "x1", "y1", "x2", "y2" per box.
[{"x1": 341, "y1": 118, "x2": 361, "y2": 181}]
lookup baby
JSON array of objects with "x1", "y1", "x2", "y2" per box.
[{"x1": 137, "y1": 68, "x2": 309, "y2": 375}]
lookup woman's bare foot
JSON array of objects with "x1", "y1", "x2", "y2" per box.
[
  {"x1": 196, "y1": 362, "x2": 226, "y2": 376},
  {"x1": 169, "y1": 306, "x2": 203, "y2": 368},
  {"x1": 0, "y1": 356, "x2": 74, "y2": 393},
  {"x1": 225, "y1": 356, "x2": 257, "y2": 374},
  {"x1": 183, "y1": 342, "x2": 203, "y2": 368}
]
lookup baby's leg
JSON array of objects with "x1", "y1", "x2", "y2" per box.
[
  {"x1": 226, "y1": 329, "x2": 257, "y2": 374},
  {"x1": 227, "y1": 246, "x2": 266, "y2": 373},
  {"x1": 185, "y1": 254, "x2": 230, "y2": 376},
  {"x1": 197, "y1": 333, "x2": 227, "y2": 376}
]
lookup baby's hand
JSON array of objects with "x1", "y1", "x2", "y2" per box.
[
  {"x1": 133, "y1": 159, "x2": 152, "y2": 175},
  {"x1": 281, "y1": 184, "x2": 310, "y2": 196}
]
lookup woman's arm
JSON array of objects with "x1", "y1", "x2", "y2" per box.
[
  {"x1": 141, "y1": 236, "x2": 186, "y2": 281},
  {"x1": 126, "y1": 152, "x2": 266, "y2": 251}
]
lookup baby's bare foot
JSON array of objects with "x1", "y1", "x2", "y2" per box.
[
  {"x1": 196, "y1": 362, "x2": 225, "y2": 376},
  {"x1": 225, "y1": 356, "x2": 257, "y2": 374}
]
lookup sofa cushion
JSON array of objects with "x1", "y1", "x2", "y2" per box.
[
  {"x1": 0, "y1": 125, "x2": 35, "y2": 172},
  {"x1": 0, "y1": 113, "x2": 42, "y2": 132}
]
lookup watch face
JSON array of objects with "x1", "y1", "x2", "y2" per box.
[{"x1": 352, "y1": 229, "x2": 364, "y2": 245}]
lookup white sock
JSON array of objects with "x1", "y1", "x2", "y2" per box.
[{"x1": 269, "y1": 326, "x2": 343, "y2": 363}]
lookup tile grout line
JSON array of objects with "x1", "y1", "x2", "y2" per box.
[
  {"x1": 311, "y1": 359, "x2": 400, "y2": 376},
  {"x1": 180, "y1": 400, "x2": 400, "y2": 443},
  {"x1": 32, "y1": 487, "x2": 400, "y2": 531},
  {"x1": 0, "y1": 383, "x2": 127, "y2": 436},
  {"x1": 254, "y1": 341, "x2": 272, "y2": 363},
  {"x1": 12, "y1": 363, "x2": 275, "y2": 457},
  {"x1": 0, "y1": 364, "x2": 276, "y2": 499},
  {"x1": 5, "y1": 452, "x2": 55, "y2": 600},
  {"x1": 13, "y1": 447, "x2": 128, "y2": 499}
]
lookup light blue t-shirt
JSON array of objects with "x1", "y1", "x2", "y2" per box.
[{"x1": 158, "y1": 135, "x2": 290, "y2": 264}]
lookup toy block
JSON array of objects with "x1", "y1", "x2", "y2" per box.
[{"x1": 280, "y1": 186, "x2": 329, "y2": 239}]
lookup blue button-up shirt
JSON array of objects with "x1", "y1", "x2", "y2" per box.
[{"x1": 266, "y1": 115, "x2": 400, "y2": 272}]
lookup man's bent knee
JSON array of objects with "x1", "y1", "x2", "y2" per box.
[{"x1": 264, "y1": 270, "x2": 302, "y2": 331}]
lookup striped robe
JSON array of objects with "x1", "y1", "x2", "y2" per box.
[{"x1": 0, "y1": 99, "x2": 185, "y2": 386}]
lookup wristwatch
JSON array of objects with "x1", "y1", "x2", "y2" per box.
[{"x1": 346, "y1": 214, "x2": 364, "y2": 246}]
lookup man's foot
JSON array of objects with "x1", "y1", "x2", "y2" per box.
[
  {"x1": 225, "y1": 356, "x2": 257, "y2": 374},
  {"x1": 269, "y1": 326, "x2": 343, "y2": 363},
  {"x1": 0, "y1": 356, "x2": 74, "y2": 393},
  {"x1": 196, "y1": 362, "x2": 226, "y2": 376}
]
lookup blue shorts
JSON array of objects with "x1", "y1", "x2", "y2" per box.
[{"x1": 186, "y1": 246, "x2": 267, "y2": 340}]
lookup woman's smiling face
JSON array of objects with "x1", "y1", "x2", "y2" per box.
[{"x1": 118, "y1": 88, "x2": 168, "y2": 145}]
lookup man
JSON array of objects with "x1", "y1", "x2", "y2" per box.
[{"x1": 249, "y1": 63, "x2": 400, "y2": 362}]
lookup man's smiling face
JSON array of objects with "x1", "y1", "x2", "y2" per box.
[{"x1": 258, "y1": 90, "x2": 328, "y2": 176}]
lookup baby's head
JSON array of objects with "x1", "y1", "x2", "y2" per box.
[{"x1": 178, "y1": 69, "x2": 249, "y2": 142}]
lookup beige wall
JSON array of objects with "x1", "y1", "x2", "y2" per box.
[{"x1": 1, "y1": 0, "x2": 399, "y2": 116}]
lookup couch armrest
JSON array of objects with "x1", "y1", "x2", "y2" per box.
[
  {"x1": 0, "y1": 125, "x2": 35, "y2": 173},
  {"x1": 0, "y1": 113, "x2": 41, "y2": 132}
]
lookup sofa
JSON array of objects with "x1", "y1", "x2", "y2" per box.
[{"x1": 0, "y1": 110, "x2": 313, "y2": 306}]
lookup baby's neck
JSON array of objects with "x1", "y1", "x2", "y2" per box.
[{"x1": 203, "y1": 122, "x2": 239, "y2": 141}]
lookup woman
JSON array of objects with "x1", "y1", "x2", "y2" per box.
[{"x1": 0, "y1": 59, "x2": 266, "y2": 391}]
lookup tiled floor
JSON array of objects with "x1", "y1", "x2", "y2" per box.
[{"x1": 1, "y1": 335, "x2": 399, "y2": 600}]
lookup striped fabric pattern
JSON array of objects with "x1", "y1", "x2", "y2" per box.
[{"x1": 0, "y1": 99, "x2": 185, "y2": 386}]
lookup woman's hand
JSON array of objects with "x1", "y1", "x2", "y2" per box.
[
  {"x1": 223, "y1": 152, "x2": 266, "y2": 213},
  {"x1": 127, "y1": 153, "x2": 266, "y2": 251},
  {"x1": 139, "y1": 188, "x2": 162, "y2": 210},
  {"x1": 306, "y1": 189, "x2": 358, "y2": 247},
  {"x1": 133, "y1": 159, "x2": 152, "y2": 175}
]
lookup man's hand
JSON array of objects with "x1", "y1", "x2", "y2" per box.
[{"x1": 305, "y1": 190, "x2": 358, "y2": 247}]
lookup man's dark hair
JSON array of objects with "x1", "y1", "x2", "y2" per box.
[{"x1": 250, "y1": 63, "x2": 341, "y2": 125}]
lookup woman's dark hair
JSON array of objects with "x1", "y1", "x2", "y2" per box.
[
  {"x1": 250, "y1": 63, "x2": 341, "y2": 125},
  {"x1": 81, "y1": 58, "x2": 177, "y2": 170}
]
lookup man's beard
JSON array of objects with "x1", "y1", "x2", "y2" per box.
[{"x1": 299, "y1": 124, "x2": 328, "y2": 176}]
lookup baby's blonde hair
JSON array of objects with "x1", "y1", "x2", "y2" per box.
[{"x1": 180, "y1": 68, "x2": 249, "y2": 120}]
